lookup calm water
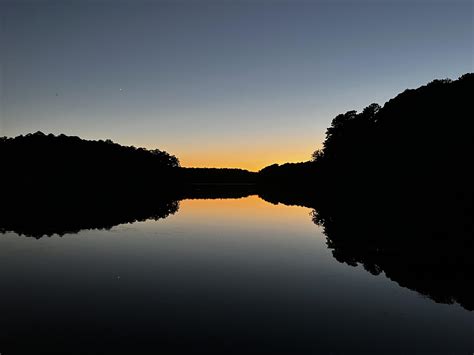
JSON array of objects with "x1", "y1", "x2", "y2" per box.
[{"x1": 0, "y1": 196, "x2": 472, "y2": 354}]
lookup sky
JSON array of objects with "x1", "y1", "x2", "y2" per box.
[{"x1": 1, "y1": 0, "x2": 472, "y2": 170}]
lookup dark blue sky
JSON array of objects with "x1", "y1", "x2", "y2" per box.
[{"x1": 1, "y1": 0, "x2": 472, "y2": 169}]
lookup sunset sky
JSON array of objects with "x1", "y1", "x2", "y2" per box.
[{"x1": 1, "y1": 0, "x2": 472, "y2": 170}]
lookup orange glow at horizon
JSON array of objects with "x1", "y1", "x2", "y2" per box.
[
  {"x1": 178, "y1": 142, "x2": 322, "y2": 172},
  {"x1": 136, "y1": 131, "x2": 324, "y2": 171}
]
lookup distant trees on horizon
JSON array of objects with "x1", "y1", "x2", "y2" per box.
[
  {"x1": 0, "y1": 131, "x2": 184, "y2": 206},
  {"x1": 0, "y1": 131, "x2": 180, "y2": 168}
]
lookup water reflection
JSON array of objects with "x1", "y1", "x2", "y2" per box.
[
  {"x1": 311, "y1": 202, "x2": 474, "y2": 312},
  {"x1": 1, "y1": 192, "x2": 473, "y2": 311},
  {"x1": 0, "y1": 195, "x2": 472, "y2": 354},
  {"x1": 0, "y1": 187, "x2": 255, "y2": 238},
  {"x1": 0, "y1": 195, "x2": 180, "y2": 238},
  {"x1": 260, "y1": 190, "x2": 474, "y2": 312}
]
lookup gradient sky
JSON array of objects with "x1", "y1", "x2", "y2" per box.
[{"x1": 1, "y1": 0, "x2": 472, "y2": 170}]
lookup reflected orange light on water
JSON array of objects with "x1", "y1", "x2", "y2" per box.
[{"x1": 179, "y1": 195, "x2": 312, "y2": 224}]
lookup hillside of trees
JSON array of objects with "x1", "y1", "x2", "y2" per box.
[
  {"x1": 262, "y1": 73, "x2": 472, "y2": 179},
  {"x1": 0, "y1": 133, "x2": 258, "y2": 197},
  {"x1": 314, "y1": 73, "x2": 472, "y2": 204},
  {"x1": 1, "y1": 132, "x2": 181, "y2": 199}
]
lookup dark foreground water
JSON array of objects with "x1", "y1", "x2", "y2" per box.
[{"x1": 0, "y1": 196, "x2": 472, "y2": 354}]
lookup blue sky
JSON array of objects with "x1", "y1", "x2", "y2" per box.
[{"x1": 1, "y1": 0, "x2": 472, "y2": 169}]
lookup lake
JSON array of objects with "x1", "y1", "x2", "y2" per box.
[{"x1": 0, "y1": 196, "x2": 472, "y2": 354}]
